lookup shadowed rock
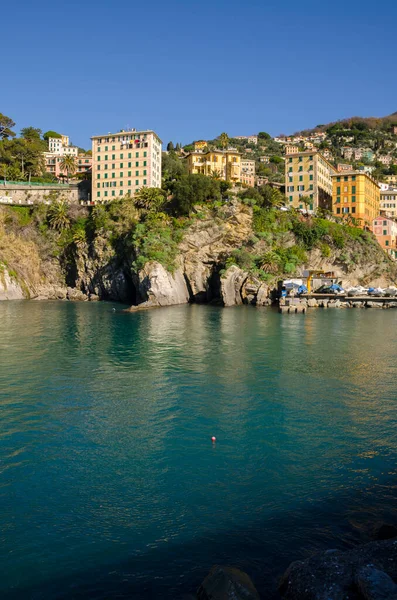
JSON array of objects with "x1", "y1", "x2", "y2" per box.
[{"x1": 197, "y1": 565, "x2": 260, "y2": 600}]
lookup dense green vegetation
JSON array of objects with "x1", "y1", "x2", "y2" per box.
[{"x1": 0, "y1": 111, "x2": 89, "y2": 182}]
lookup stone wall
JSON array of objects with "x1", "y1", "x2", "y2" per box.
[{"x1": 0, "y1": 183, "x2": 89, "y2": 205}]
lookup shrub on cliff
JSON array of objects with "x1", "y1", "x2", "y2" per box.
[{"x1": 169, "y1": 174, "x2": 222, "y2": 216}]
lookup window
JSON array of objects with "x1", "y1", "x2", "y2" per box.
[
  {"x1": 104, "y1": 173, "x2": 108, "y2": 179},
  {"x1": 343, "y1": 207, "x2": 349, "y2": 213},
  {"x1": 112, "y1": 164, "x2": 115, "y2": 169},
  {"x1": 143, "y1": 161, "x2": 147, "y2": 166},
  {"x1": 128, "y1": 180, "x2": 131, "y2": 186},
  {"x1": 112, "y1": 146, "x2": 115, "y2": 151},
  {"x1": 299, "y1": 175, "x2": 303, "y2": 181},
  {"x1": 136, "y1": 171, "x2": 139, "y2": 176},
  {"x1": 310, "y1": 174, "x2": 313, "y2": 181},
  {"x1": 352, "y1": 186, "x2": 356, "y2": 194},
  {"x1": 112, "y1": 173, "x2": 115, "y2": 178},
  {"x1": 128, "y1": 171, "x2": 131, "y2": 176},
  {"x1": 352, "y1": 175, "x2": 356, "y2": 181},
  {"x1": 337, "y1": 207, "x2": 341, "y2": 214},
  {"x1": 97, "y1": 174, "x2": 100, "y2": 179},
  {"x1": 112, "y1": 154, "x2": 115, "y2": 160},
  {"x1": 105, "y1": 155, "x2": 108, "y2": 160},
  {"x1": 143, "y1": 152, "x2": 147, "y2": 157},
  {"x1": 97, "y1": 192, "x2": 100, "y2": 198},
  {"x1": 97, "y1": 183, "x2": 100, "y2": 188},
  {"x1": 309, "y1": 165, "x2": 313, "y2": 171},
  {"x1": 143, "y1": 170, "x2": 147, "y2": 176},
  {"x1": 120, "y1": 153, "x2": 123, "y2": 159},
  {"x1": 289, "y1": 167, "x2": 293, "y2": 172},
  {"x1": 289, "y1": 158, "x2": 292, "y2": 163},
  {"x1": 383, "y1": 229, "x2": 387, "y2": 235},
  {"x1": 309, "y1": 184, "x2": 313, "y2": 190},
  {"x1": 337, "y1": 176, "x2": 341, "y2": 182},
  {"x1": 336, "y1": 197, "x2": 341, "y2": 203},
  {"x1": 383, "y1": 220, "x2": 387, "y2": 225},
  {"x1": 299, "y1": 157, "x2": 302, "y2": 162},
  {"x1": 120, "y1": 163, "x2": 123, "y2": 168},
  {"x1": 299, "y1": 166, "x2": 303, "y2": 172},
  {"x1": 136, "y1": 161, "x2": 139, "y2": 167},
  {"x1": 344, "y1": 176, "x2": 348, "y2": 181},
  {"x1": 128, "y1": 162, "x2": 131, "y2": 167},
  {"x1": 104, "y1": 191, "x2": 108, "y2": 197},
  {"x1": 135, "y1": 180, "x2": 139, "y2": 185},
  {"x1": 105, "y1": 146, "x2": 108, "y2": 151},
  {"x1": 287, "y1": 186, "x2": 294, "y2": 192},
  {"x1": 386, "y1": 240, "x2": 389, "y2": 246},
  {"x1": 352, "y1": 196, "x2": 356, "y2": 202},
  {"x1": 337, "y1": 186, "x2": 341, "y2": 194},
  {"x1": 104, "y1": 164, "x2": 108, "y2": 170},
  {"x1": 289, "y1": 196, "x2": 293, "y2": 202},
  {"x1": 112, "y1": 191, "x2": 115, "y2": 197},
  {"x1": 120, "y1": 172, "x2": 123, "y2": 178},
  {"x1": 136, "y1": 152, "x2": 139, "y2": 158},
  {"x1": 352, "y1": 207, "x2": 356, "y2": 213},
  {"x1": 120, "y1": 181, "x2": 123, "y2": 186},
  {"x1": 143, "y1": 179, "x2": 147, "y2": 185},
  {"x1": 97, "y1": 155, "x2": 101, "y2": 161},
  {"x1": 289, "y1": 177, "x2": 293, "y2": 183},
  {"x1": 309, "y1": 155, "x2": 313, "y2": 161}
]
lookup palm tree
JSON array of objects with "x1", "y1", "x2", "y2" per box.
[
  {"x1": 219, "y1": 132, "x2": 229, "y2": 149},
  {"x1": 48, "y1": 199, "x2": 70, "y2": 230},
  {"x1": 59, "y1": 154, "x2": 77, "y2": 183},
  {"x1": 133, "y1": 187, "x2": 166, "y2": 212},
  {"x1": 210, "y1": 169, "x2": 222, "y2": 180}
]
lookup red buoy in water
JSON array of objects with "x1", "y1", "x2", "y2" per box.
[{"x1": 211, "y1": 436, "x2": 216, "y2": 442}]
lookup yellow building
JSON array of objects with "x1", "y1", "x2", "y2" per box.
[
  {"x1": 285, "y1": 149, "x2": 336, "y2": 211},
  {"x1": 331, "y1": 172, "x2": 380, "y2": 228},
  {"x1": 194, "y1": 140, "x2": 207, "y2": 151},
  {"x1": 187, "y1": 149, "x2": 241, "y2": 183},
  {"x1": 91, "y1": 128, "x2": 162, "y2": 202}
]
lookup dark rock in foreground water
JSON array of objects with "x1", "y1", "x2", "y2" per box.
[
  {"x1": 279, "y1": 537, "x2": 397, "y2": 600},
  {"x1": 197, "y1": 565, "x2": 260, "y2": 600}
]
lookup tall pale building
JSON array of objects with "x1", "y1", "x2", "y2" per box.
[
  {"x1": 285, "y1": 147, "x2": 336, "y2": 211},
  {"x1": 91, "y1": 129, "x2": 162, "y2": 201}
]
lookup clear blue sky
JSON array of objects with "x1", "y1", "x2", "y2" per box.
[{"x1": 2, "y1": 0, "x2": 397, "y2": 149}]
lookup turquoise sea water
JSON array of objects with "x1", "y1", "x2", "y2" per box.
[{"x1": 1, "y1": 301, "x2": 397, "y2": 599}]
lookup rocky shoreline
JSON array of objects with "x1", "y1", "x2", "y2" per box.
[{"x1": 194, "y1": 529, "x2": 397, "y2": 600}]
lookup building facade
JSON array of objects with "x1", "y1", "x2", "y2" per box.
[
  {"x1": 331, "y1": 172, "x2": 380, "y2": 228},
  {"x1": 380, "y1": 187, "x2": 397, "y2": 218},
  {"x1": 285, "y1": 149, "x2": 336, "y2": 211},
  {"x1": 44, "y1": 153, "x2": 92, "y2": 179},
  {"x1": 91, "y1": 129, "x2": 162, "y2": 201},
  {"x1": 194, "y1": 140, "x2": 207, "y2": 151},
  {"x1": 186, "y1": 149, "x2": 241, "y2": 182},
  {"x1": 372, "y1": 216, "x2": 397, "y2": 258}
]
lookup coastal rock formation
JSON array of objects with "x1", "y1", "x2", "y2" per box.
[
  {"x1": 220, "y1": 266, "x2": 246, "y2": 306},
  {"x1": 137, "y1": 261, "x2": 189, "y2": 307},
  {"x1": 279, "y1": 537, "x2": 397, "y2": 600},
  {"x1": 0, "y1": 268, "x2": 25, "y2": 300},
  {"x1": 197, "y1": 565, "x2": 260, "y2": 600}
]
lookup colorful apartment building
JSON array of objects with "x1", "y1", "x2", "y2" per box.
[
  {"x1": 186, "y1": 149, "x2": 241, "y2": 182},
  {"x1": 337, "y1": 163, "x2": 353, "y2": 172},
  {"x1": 235, "y1": 135, "x2": 258, "y2": 145},
  {"x1": 380, "y1": 188, "x2": 397, "y2": 218},
  {"x1": 44, "y1": 154, "x2": 92, "y2": 179},
  {"x1": 285, "y1": 148, "x2": 336, "y2": 211},
  {"x1": 240, "y1": 159, "x2": 256, "y2": 187},
  {"x1": 48, "y1": 135, "x2": 78, "y2": 156},
  {"x1": 91, "y1": 128, "x2": 162, "y2": 201},
  {"x1": 386, "y1": 174, "x2": 397, "y2": 186},
  {"x1": 331, "y1": 172, "x2": 380, "y2": 228},
  {"x1": 372, "y1": 216, "x2": 397, "y2": 258}
]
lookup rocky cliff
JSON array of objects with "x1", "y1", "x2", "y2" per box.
[{"x1": 0, "y1": 201, "x2": 396, "y2": 307}]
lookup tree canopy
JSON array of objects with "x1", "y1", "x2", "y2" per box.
[
  {"x1": 0, "y1": 113, "x2": 16, "y2": 139},
  {"x1": 43, "y1": 130, "x2": 62, "y2": 140}
]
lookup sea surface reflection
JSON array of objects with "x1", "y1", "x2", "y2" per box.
[{"x1": 0, "y1": 301, "x2": 396, "y2": 598}]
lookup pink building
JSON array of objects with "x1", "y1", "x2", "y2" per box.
[
  {"x1": 45, "y1": 154, "x2": 92, "y2": 179},
  {"x1": 240, "y1": 173, "x2": 255, "y2": 187},
  {"x1": 373, "y1": 216, "x2": 397, "y2": 258}
]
